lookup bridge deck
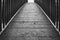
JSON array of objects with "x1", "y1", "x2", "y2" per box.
[{"x1": 0, "y1": 3, "x2": 60, "y2": 40}]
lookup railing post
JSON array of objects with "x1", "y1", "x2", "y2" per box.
[
  {"x1": 55, "y1": 0, "x2": 59, "y2": 29},
  {"x1": 50, "y1": 0, "x2": 51, "y2": 19},
  {"x1": 1, "y1": 0, "x2": 4, "y2": 31}
]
